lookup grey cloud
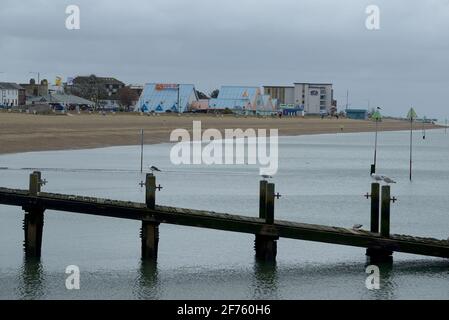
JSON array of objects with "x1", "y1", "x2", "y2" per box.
[{"x1": 0, "y1": 0, "x2": 448, "y2": 118}]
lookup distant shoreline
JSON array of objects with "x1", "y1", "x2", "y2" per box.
[{"x1": 0, "y1": 112, "x2": 441, "y2": 156}]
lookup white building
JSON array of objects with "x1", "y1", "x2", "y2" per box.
[
  {"x1": 0, "y1": 82, "x2": 23, "y2": 107},
  {"x1": 294, "y1": 83, "x2": 333, "y2": 114},
  {"x1": 264, "y1": 82, "x2": 334, "y2": 114}
]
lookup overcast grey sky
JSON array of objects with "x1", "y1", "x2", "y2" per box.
[{"x1": 1, "y1": 0, "x2": 448, "y2": 118}]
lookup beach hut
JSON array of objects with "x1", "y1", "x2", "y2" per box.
[{"x1": 346, "y1": 109, "x2": 368, "y2": 120}]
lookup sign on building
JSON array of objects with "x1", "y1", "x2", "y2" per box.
[{"x1": 155, "y1": 84, "x2": 179, "y2": 91}]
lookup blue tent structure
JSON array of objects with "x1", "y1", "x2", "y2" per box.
[
  {"x1": 208, "y1": 86, "x2": 260, "y2": 114},
  {"x1": 136, "y1": 83, "x2": 198, "y2": 113}
]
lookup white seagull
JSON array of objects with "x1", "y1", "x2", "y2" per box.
[
  {"x1": 352, "y1": 224, "x2": 363, "y2": 230},
  {"x1": 371, "y1": 174, "x2": 396, "y2": 184},
  {"x1": 261, "y1": 175, "x2": 273, "y2": 181}
]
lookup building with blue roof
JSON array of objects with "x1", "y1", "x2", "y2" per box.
[
  {"x1": 135, "y1": 83, "x2": 198, "y2": 113},
  {"x1": 208, "y1": 98, "x2": 252, "y2": 111},
  {"x1": 208, "y1": 86, "x2": 276, "y2": 115},
  {"x1": 260, "y1": 95, "x2": 275, "y2": 113}
]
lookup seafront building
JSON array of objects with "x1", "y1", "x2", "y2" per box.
[
  {"x1": 20, "y1": 79, "x2": 49, "y2": 97},
  {"x1": 135, "y1": 83, "x2": 198, "y2": 113},
  {"x1": 191, "y1": 99, "x2": 210, "y2": 112},
  {"x1": 26, "y1": 92, "x2": 95, "y2": 109},
  {"x1": 264, "y1": 82, "x2": 334, "y2": 114},
  {"x1": 345, "y1": 109, "x2": 368, "y2": 120},
  {"x1": 209, "y1": 86, "x2": 261, "y2": 114},
  {"x1": 208, "y1": 86, "x2": 276, "y2": 115},
  {"x1": 66, "y1": 75, "x2": 125, "y2": 110},
  {"x1": 0, "y1": 82, "x2": 25, "y2": 107},
  {"x1": 1, "y1": 75, "x2": 338, "y2": 115}
]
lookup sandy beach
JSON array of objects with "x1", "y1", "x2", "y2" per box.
[{"x1": 0, "y1": 112, "x2": 440, "y2": 155}]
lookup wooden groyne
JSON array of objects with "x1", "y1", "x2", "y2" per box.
[{"x1": 0, "y1": 171, "x2": 448, "y2": 263}]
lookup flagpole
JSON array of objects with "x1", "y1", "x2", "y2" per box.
[
  {"x1": 374, "y1": 118, "x2": 378, "y2": 171},
  {"x1": 371, "y1": 108, "x2": 381, "y2": 175},
  {"x1": 422, "y1": 116, "x2": 426, "y2": 140},
  {"x1": 140, "y1": 129, "x2": 144, "y2": 173},
  {"x1": 178, "y1": 84, "x2": 180, "y2": 114},
  {"x1": 409, "y1": 115, "x2": 413, "y2": 181}
]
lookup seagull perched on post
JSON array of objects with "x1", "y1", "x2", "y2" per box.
[
  {"x1": 150, "y1": 166, "x2": 161, "y2": 174},
  {"x1": 371, "y1": 174, "x2": 396, "y2": 184},
  {"x1": 352, "y1": 224, "x2": 363, "y2": 230},
  {"x1": 261, "y1": 174, "x2": 273, "y2": 181}
]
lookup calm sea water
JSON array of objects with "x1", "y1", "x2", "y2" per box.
[{"x1": 0, "y1": 129, "x2": 448, "y2": 300}]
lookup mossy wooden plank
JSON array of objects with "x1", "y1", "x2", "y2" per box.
[{"x1": 1, "y1": 187, "x2": 449, "y2": 258}]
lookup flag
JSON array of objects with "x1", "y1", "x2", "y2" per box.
[{"x1": 407, "y1": 107, "x2": 417, "y2": 120}]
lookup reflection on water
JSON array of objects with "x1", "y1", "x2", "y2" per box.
[
  {"x1": 134, "y1": 261, "x2": 160, "y2": 300},
  {"x1": 252, "y1": 260, "x2": 279, "y2": 300},
  {"x1": 378, "y1": 263, "x2": 396, "y2": 300},
  {"x1": 16, "y1": 258, "x2": 45, "y2": 300},
  {"x1": 365, "y1": 262, "x2": 396, "y2": 300},
  {"x1": 4, "y1": 255, "x2": 449, "y2": 300}
]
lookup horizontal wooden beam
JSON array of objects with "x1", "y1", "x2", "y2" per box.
[{"x1": 1, "y1": 187, "x2": 449, "y2": 258}]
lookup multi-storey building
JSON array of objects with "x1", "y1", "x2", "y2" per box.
[{"x1": 264, "y1": 83, "x2": 334, "y2": 114}]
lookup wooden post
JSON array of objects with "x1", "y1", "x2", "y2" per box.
[
  {"x1": 255, "y1": 235, "x2": 277, "y2": 262},
  {"x1": 265, "y1": 183, "x2": 275, "y2": 225},
  {"x1": 366, "y1": 183, "x2": 392, "y2": 262},
  {"x1": 29, "y1": 171, "x2": 41, "y2": 196},
  {"x1": 259, "y1": 180, "x2": 268, "y2": 220},
  {"x1": 255, "y1": 181, "x2": 277, "y2": 262},
  {"x1": 141, "y1": 173, "x2": 159, "y2": 260},
  {"x1": 370, "y1": 183, "x2": 380, "y2": 233},
  {"x1": 380, "y1": 185, "x2": 391, "y2": 238},
  {"x1": 141, "y1": 221, "x2": 159, "y2": 260},
  {"x1": 145, "y1": 174, "x2": 156, "y2": 209},
  {"x1": 24, "y1": 172, "x2": 45, "y2": 258},
  {"x1": 366, "y1": 247, "x2": 393, "y2": 263}
]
